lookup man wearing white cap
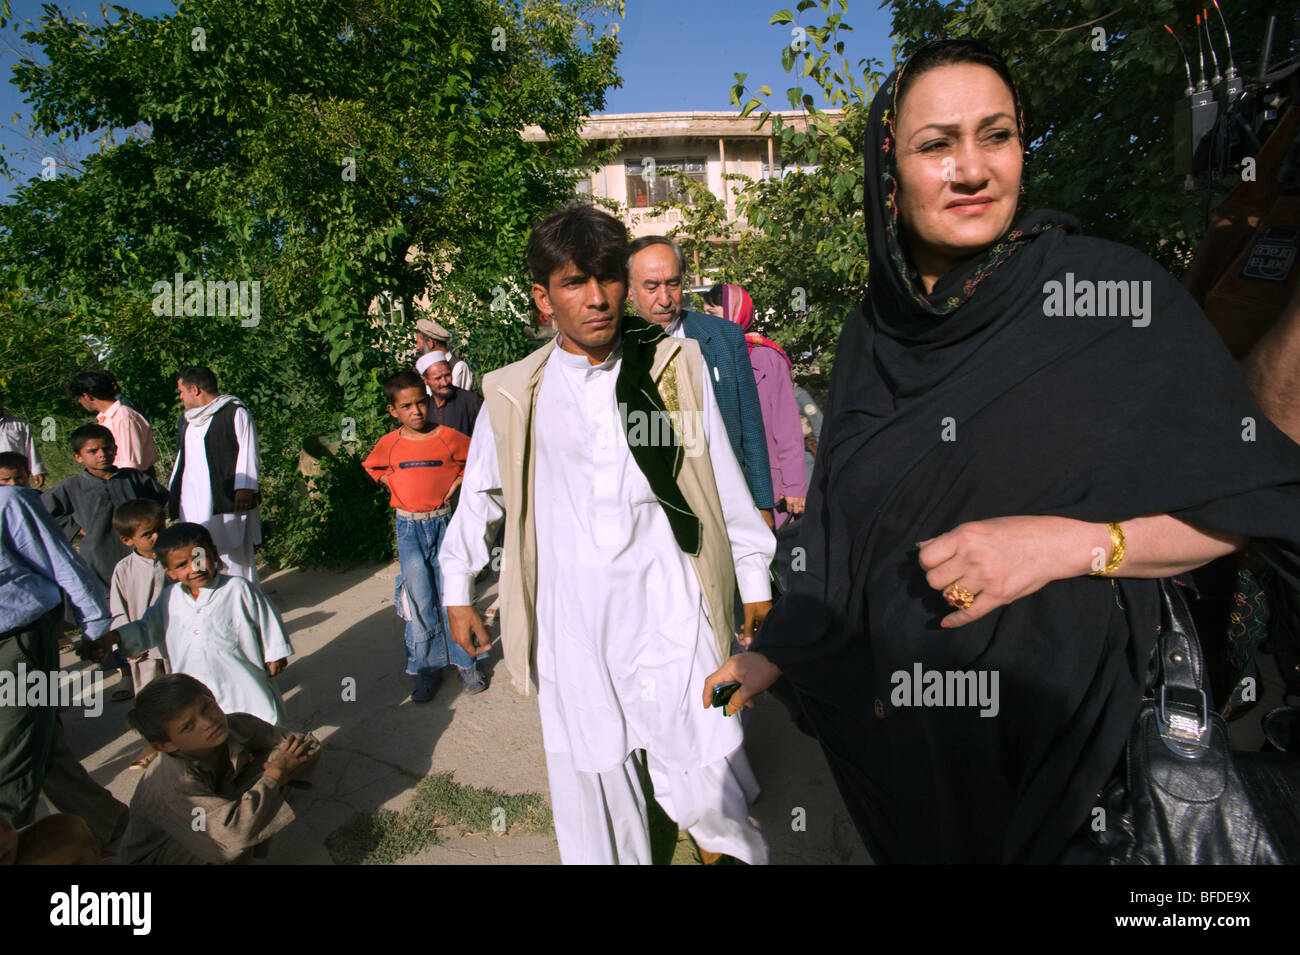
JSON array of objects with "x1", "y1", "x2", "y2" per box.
[
  {"x1": 414, "y1": 319, "x2": 473, "y2": 391},
  {"x1": 416, "y1": 352, "x2": 482, "y2": 442}
]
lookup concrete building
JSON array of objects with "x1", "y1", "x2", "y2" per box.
[{"x1": 522, "y1": 110, "x2": 838, "y2": 246}]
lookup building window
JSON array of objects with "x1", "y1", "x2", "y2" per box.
[
  {"x1": 625, "y1": 157, "x2": 707, "y2": 208},
  {"x1": 377, "y1": 291, "x2": 404, "y2": 325},
  {"x1": 761, "y1": 160, "x2": 820, "y2": 180},
  {"x1": 563, "y1": 166, "x2": 594, "y2": 197}
]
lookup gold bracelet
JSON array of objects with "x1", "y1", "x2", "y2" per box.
[{"x1": 1089, "y1": 521, "x2": 1126, "y2": 576}]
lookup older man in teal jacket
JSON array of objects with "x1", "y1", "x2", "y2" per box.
[{"x1": 627, "y1": 237, "x2": 775, "y2": 525}]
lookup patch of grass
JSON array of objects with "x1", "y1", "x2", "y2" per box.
[
  {"x1": 324, "y1": 772, "x2": 553, "y2": 865},
  {"x1": 324, "y1": 768, "x2": 715, "y2": 865},
  {"x1": 324, "y1": 808, "x2": 432, "y2": 866},
  {"x1": 413, "y1": 771, "x2": 552, "y2": 834}
]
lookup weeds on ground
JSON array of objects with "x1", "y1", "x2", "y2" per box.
[{"x1": 324, "y1": 772, "x2": 552, "y2": 865}]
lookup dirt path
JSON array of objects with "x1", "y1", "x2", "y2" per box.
[{"x1": 57, "y1": 562, "x2": 867, "y2": 865}]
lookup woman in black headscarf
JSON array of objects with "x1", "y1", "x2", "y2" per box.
[{"x1": 704, "y1": 39, "x2": 1300, "y2": 864}]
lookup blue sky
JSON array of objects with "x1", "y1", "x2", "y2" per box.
[
  {"x1": 0, "y1": 0, "x2": 898, "y2": 194},
  {"x1": 600, "y1": 0, "x2": 896, "y2": 113}
]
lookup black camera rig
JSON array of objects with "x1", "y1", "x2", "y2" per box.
[{"x1": 1167, "y1": 4, "x2": 1299, "y2": 188}]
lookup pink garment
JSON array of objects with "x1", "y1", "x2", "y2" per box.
[
  {"x1": 98, "y1": 401, "x2": 159, "y2": 472},
  {"x1": 722, "y1": 284, "x2": 792, "y2": 365},
  {"x1": 749, "y1": 346, "x2": 805, "y2": 528},
  {"x1": 721, "y1": 285, "x2": 805, "y2": 527},
  {"x1": 722, "y1": 284, "x2": 754, "y2": 331}
]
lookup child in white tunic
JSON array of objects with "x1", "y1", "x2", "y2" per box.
[
  {"x1": 91, "y1": 522, "x2": 292, "y2": 726},
  {"x1": 109, "y1": 500, "x2": 170, "y2": 692},
  {"x1": 109, "y1": 499, "x2": 170, "y2": 768}
]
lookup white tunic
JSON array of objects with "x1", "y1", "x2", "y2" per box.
[
  {"x1": 117, "y1": 574, "x2": 293, "y2": 725},
  {"x1": 0, "y1": 411, "x2": 46, "y2": 476},
  {"x1": 451, "y1": 358, "x2": 473, "y2": 391},
  {"x1": 171, "y1": 397, "x2": 261, "y2": 555},
  {"x1": 441, "y1": 342, "x2": 773, "y2": 774}
]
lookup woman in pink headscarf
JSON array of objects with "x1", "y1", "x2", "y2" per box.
[{"x1": 704, "y1": 284, "x2": 806, "y2": 528}]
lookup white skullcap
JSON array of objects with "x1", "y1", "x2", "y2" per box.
[{"x1": 415, "y1": 350, "x2": 449, "y2": 376}]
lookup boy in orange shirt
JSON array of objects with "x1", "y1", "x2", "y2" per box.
[{"x1": 364, "y1": 370, "x2": 486, "y2": 702}]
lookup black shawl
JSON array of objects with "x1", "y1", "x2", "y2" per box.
[
  {"x1": 614, "y1": 315, "x2": 702, "y2": 555},
  {"x1": 752, "y1": 60, "x2": 1300, "y2": 863}
]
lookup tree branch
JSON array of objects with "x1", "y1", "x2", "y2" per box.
[{"x1": 1036, "y1": 5, "x2": 1131, "y2": 46}]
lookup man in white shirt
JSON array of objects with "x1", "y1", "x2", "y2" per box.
[
  {"x1": 167, "y1": 367, "x2": 262, "y2": 583},
  {"x1": 440, "y1": 203, "x2": 774, "y2": 865}
]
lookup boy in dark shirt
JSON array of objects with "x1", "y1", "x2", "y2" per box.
[
  {"x1": 44, "y1": 424, "x2": 169, "y2": 583},
  {"x1": 363, "y1": 370, "x2": 486, "y2": 702},
  {"x1": 44, "y1": 423, "x2": 169, "y2": 698},
  {"x1": 0, "y1": 451, "x2": 31, "y2": 487}
]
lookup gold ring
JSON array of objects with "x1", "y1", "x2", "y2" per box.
[{"x1": 944, "y1": 584, "x2": 976, "y2": 611}]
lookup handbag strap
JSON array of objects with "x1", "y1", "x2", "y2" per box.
[{"x1": 1155, "y1": 579, "x2": 1212, "y2": 757}]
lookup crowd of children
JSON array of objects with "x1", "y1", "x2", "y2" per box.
[
  {"x1": 0, "y1": 351, "x2": 486, "y2": 866},
  {"x1": 0, "y1": 370, "x2": 304, "y2": 865}
]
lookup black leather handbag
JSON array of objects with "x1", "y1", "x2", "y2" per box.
[{"x1": 1076, "y1": 579, "x2": 1300, "y2": 864}]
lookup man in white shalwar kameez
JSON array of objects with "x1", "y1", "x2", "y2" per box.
[
  {"x1": 169, "y1": 367, "x2": 262, "y2": 583},
  {"x1": 441, "y1": 205, "x2": 775, "y2": 865}
]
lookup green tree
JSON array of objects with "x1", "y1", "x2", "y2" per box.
[
  {"x1": 1, "y1": 0, "x2": 621, "y2": 563},
  {"x1": 669, "y1": 1, "x2": 884, "y2": 370}
]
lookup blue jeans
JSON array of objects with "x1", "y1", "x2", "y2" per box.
[{"x1": 395, "y1": 512, "x2": 476, "y2": 677}]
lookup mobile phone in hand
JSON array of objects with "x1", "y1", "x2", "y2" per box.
[{"x1": 710, "y1": 681, "x2": 741, "y2": 709}]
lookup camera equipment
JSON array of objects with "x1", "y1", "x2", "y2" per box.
[{"x1": 1167, "y1": 5, "x2": 1297, "y2": 182}]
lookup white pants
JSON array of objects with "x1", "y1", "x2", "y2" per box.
[
  {"x1": 544, "y1": 745, "x2": 768, "y2": 865},
  {"x1": 218, "y1": 536, "x2": 258, "y2": 584},
  {"x1": 194, "y1": 511, "x2": 260, "y2": 585}
]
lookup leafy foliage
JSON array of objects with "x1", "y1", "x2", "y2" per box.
[
  {"x1": 1, "y1": 0, "x2": 621, "y2": 564},
  {"x1": 259, "y1": 444, "x2": 394, "y2": 568}
]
